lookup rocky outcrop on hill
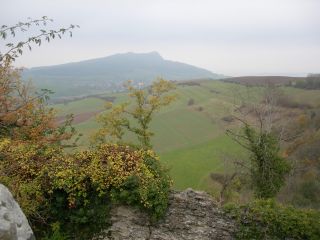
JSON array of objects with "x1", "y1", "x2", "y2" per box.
[
  {"x1": 0, "y1": 185, "x2": 235, "y2": 240},
  {"x1": 100, "y1": 188, "x2": 235, "y2": 240},
  {"x1": 0, "y1": 184, "x2": 35, "y2": 240}
]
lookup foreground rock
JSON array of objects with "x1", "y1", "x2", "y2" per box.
[
  {"x1": 0, "y1": 184, "x2": 35, "y2": 240},
  {"x1": 101, "y1": 188, "x2": 235, "y2": 240}
]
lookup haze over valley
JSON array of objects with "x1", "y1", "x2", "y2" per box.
[{"x1": 1, "y1": 1, "x2": 320, "y2": 238}]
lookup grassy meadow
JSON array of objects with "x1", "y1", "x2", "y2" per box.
[{"x1": 53, "y1": 80, "x2": 320, "y2": 190}]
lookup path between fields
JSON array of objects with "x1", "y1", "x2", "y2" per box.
[{"x1": 55, "y1": 110, "x2": 103, "y2": 125}]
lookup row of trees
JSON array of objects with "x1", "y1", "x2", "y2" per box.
[{"x1": 295, "y1": 74, "x2": 320, "y2": 89}]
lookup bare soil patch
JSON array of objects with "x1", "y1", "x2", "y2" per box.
[{"x1": 55, "y1": 110, "x2": 103, "y2": 125}]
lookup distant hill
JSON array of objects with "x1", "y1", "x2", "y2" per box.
[{"x1": 22, "y1": 52, "x2": 222, "y2": 99}]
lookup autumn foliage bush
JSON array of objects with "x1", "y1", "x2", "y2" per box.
[{"x1": 0, "y1": 140, "x2": 171, "y2": 238}]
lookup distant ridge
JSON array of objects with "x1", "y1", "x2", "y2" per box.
[
  {"x1": 222, "y1": 76, "x2": 305, "y2": 86},
  {"x1": 23, "y1": 52, "x2": 222, "y2": 98}
]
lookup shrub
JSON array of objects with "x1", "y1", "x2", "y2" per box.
[
  {"x1": 110, "y1": 157, "x2": 171, "y2": 221},
  {"x1": 187, "y1": 98, "x2": 195, "y2": 106},
  {"x1": 228, "y1": 125, "x2": 291, "y2": 199},
  {"x1": 224, "y1": 199, "x2": 320, "y2": 240},
  {"x1": 0, "y1": 140, "x2": 171, "y2": 239},
  {"x1": 222, "y1": 115, "x2": 235, "y2": 123},
  {"x1": 276, "y1": 96, "x2": 312, "y2": 109},
  {"x1": 0, "y1": 138, "x2": 61, "y2": 217},
  {"x1": 196, "y1": 106, "x2": 204, "y2": 112}
]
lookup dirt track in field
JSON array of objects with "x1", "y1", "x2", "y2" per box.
[{"x1": 55, "y1": 110, "x2": 103, "y2": 125}]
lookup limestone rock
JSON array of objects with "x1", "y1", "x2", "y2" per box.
[
  {"x1": 101, "y1": 188, "x2": 235, "y2": 240},
  {"x1": 0, "y1": 184, "x2": 35, "y2": 240}
]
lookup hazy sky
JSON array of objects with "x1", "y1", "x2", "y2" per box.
[{"x1": 1, "y1": 0, "x2": 320, "y2": 76}]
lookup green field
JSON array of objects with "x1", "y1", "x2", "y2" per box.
[
  {"x1": 53, "y1": 97, "x2": 107, "y2": 116},
  {"x1": 54, "y1": 80, "x2": 320, "y2": 190}
]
